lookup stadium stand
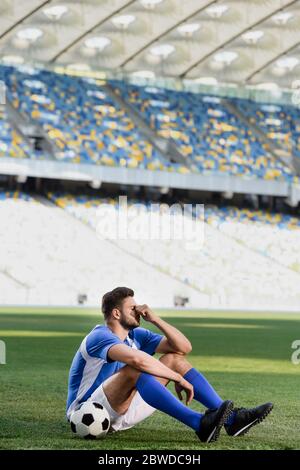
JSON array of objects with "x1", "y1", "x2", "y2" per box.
[
  {"x1": 0, "y1": 191, "x2": 203, "y2": 307},
  {"x1": 47, "y1": 192, "x2": 300, "y2": 310},
  {"x1": 0, "y1": 106, "x2": 34, "y2": 160},
  {"x1": 204, "y1": 205, "x2": 300, "y2": 273},
  {"x1": 0, "y1": 65, "x2": 298, "y2": 184},
  {"x1": 114, "y1": 82, "x2": 296, "y2": 181},
  {"x1": 2, "y1": 65, "x2": 189, "y2": 172},
  {"x1": 234, "y1": 98, "x2": 300, "y2": 160}
]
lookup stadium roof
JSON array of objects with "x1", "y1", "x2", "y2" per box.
[{"x1": 1, "y1": 0, "x2": 300, "y2": 88}]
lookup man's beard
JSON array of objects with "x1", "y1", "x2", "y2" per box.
[{"x1": 119, "y1": 313, "x2": 140, "y2": 330}]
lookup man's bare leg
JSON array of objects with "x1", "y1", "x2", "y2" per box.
[
  {"x1": 159, "y1": 352, "x2": 192, "y2": 377},
  {"x1": 102, "y1": 352, "x2": 193, "y2": 415}
]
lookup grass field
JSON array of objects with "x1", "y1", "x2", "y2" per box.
[{"x1": 0, "y1": 307, "x2": 300, "y2": 450}]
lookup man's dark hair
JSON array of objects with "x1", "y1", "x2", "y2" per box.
[{"x1": 101, "y1": 287, "x2": 134, "y2": 320}]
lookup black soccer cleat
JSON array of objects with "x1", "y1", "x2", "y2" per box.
[
  {"x1": 196, "y1": 400, "x2": 234, "y2": 443},
  {"x1": 224, "y1": 402, "x2": 273, "y2": 437}
]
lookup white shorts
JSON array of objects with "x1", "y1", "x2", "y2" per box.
[{"x1": 87, "y1": 383, "x2": 156, "y2": 433}]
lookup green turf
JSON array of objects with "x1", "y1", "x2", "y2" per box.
[{"x1": 0, "y1": 308, "x2": 300, "y2": 450}]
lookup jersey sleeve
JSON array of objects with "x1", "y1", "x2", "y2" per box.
[
  {"x1": 134, "y1": 328, "x2": 164, "y2": 356},
  {"x1": 86, "y1": 328, "x2": 122, "y2": 362}
]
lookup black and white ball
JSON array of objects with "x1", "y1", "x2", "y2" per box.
[{"x1": 70, "y1": 401, "x2": 110, "y2": 439}]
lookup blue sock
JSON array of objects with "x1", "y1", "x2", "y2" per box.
[
  {"x1": 183, "y1": 368, "x2": 223, "y2": 409},
  {"x1": 136, "y1": 372, "x2": 203, "y2": 431},
  {"x1": 183, "y1": 368, "x2": 236, "y2": 425}
]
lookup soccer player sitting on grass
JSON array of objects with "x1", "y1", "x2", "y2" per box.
[{"x1": 66, "y1": 287, "x2": 273, "y2": 443}]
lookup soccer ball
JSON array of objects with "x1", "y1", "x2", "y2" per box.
[{"x1": 70, "y1": 401, "x2": 110, "y2": 439}]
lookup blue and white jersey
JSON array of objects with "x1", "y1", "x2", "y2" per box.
[{"x1": 66, "y1": 325, "x2": 163, "y2": 418}]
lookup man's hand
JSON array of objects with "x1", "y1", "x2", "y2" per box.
[
  {"x1": 135, "y1": 304, "x2": 158, "y2": 323},
  {"x1": 175, "y1": 378, "x2": 194, "y2": 406}
]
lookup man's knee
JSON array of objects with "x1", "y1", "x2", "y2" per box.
[
  {"x1": 102, "y1": 365, "x2": 141, "y2": 415},
  {"x1": 159, "y1": 352, "x2": 187, "y2": 367},
  {"x1": 159, "y1": 352, "x2": 192, "y2": 376},
  {"x1": 119, "y1": 364, "x2": 141, "y2": 384},
  {"x1": 103, "y1": 365, "x2": 141, "y2": 405}
]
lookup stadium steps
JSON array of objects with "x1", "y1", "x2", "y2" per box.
[
  {"x1": 4, "y1": 101, "x2": 34, "y2": 152},
  {"x1": 105, "y1": 84, "x2": 195, "y2": 171},
  {"x1": 201, "y1": 207, "x2": 300, "y2": 278},
  {"x1": 0, "y1": 268, "x2": 30, "y2": 289},
  {"x1": 184, "y1": 202, "x2": 300, "y2": 279},
  {"x1": 40, "y1": 194, "x2": 208, "y2": 307},
  {"x1": 222, "y1": 98, "x2": 294, "y2": 172},
  {"x1": 46, "y1": 195, "x2": 300, "y2": 309},
  {"x1": 44, "y1": 193, "x2": 205, "y2": 293},
  {"x1": 5, "y1": 98, "x2": 55, "y2": 159},
  {"x1": 0, "y1": 193, "x2": 207, "y2": 306},
  {"x1": 0, "y1": 271, "x2": 28, "y2": 304}
]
